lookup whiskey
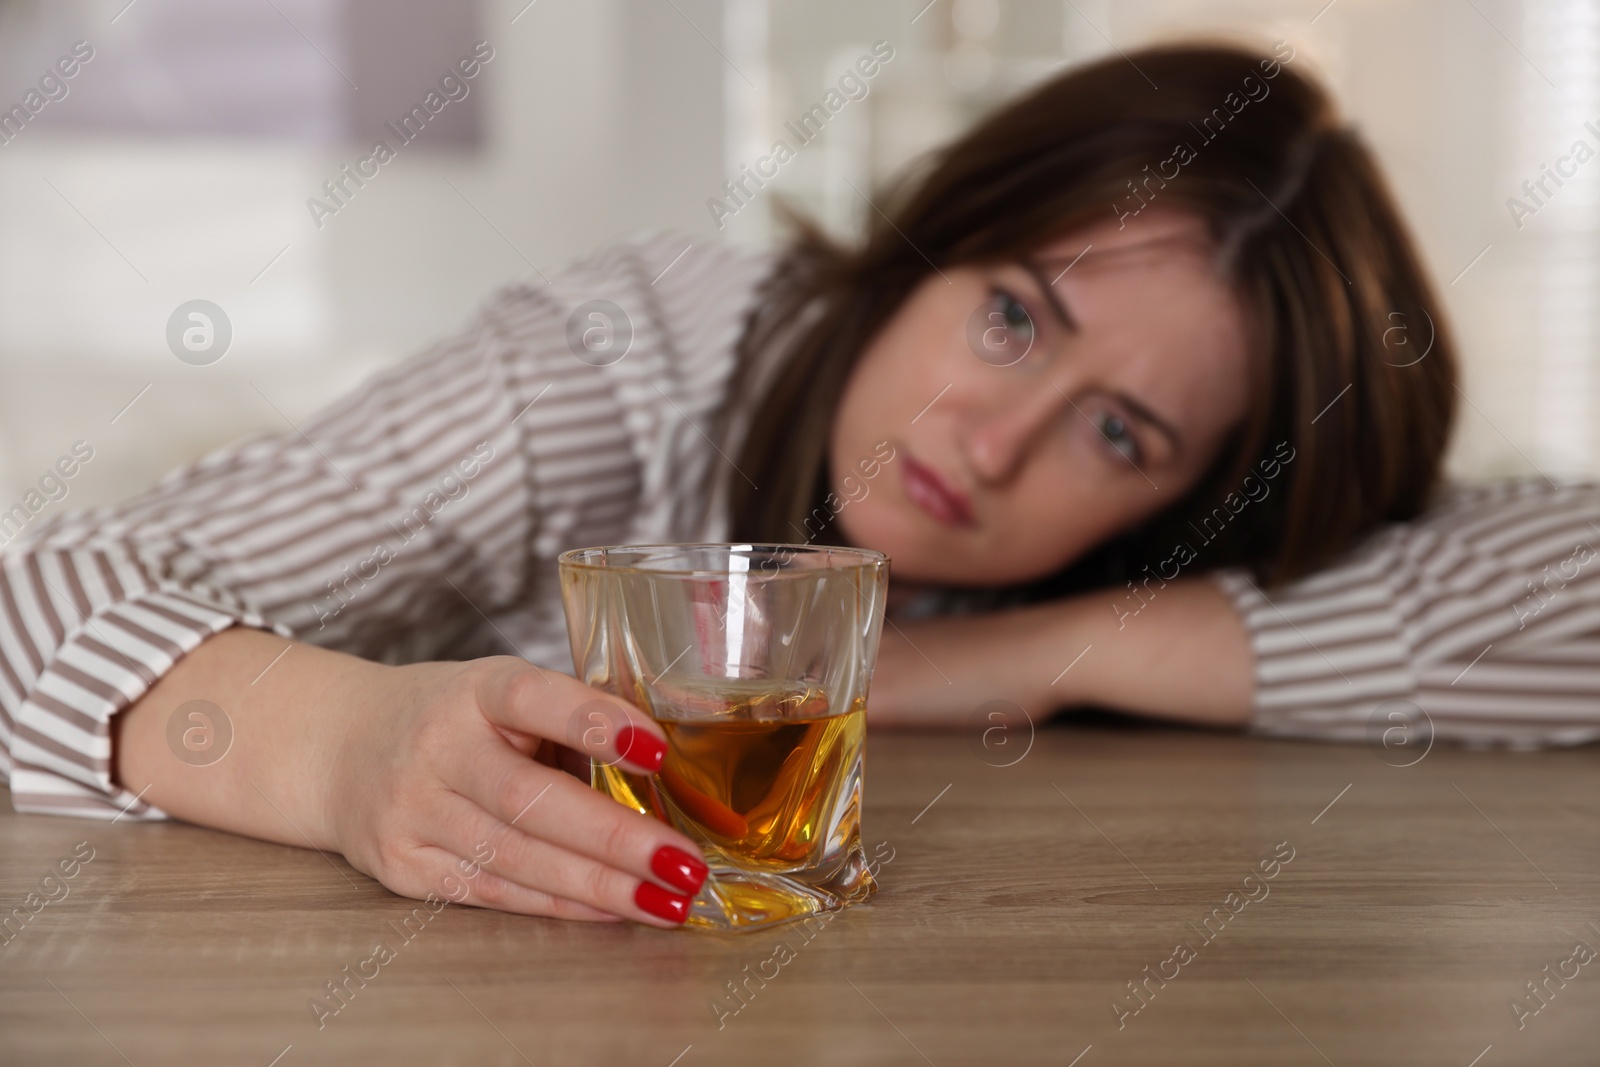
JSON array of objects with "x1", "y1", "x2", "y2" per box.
[
  {"x1": 593, "y1": 679, "x2": 874, "y2": 927},
  {"x1": 559, "y1": 543, "x2": 888, "y2": 931}
]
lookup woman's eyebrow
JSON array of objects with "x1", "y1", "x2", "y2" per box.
[
  {"x1": 1017, "y1": 255, "x2": 1183, "y2": 456},
  {"x1": 1020, "y1": 261, "x2": 1080, "y2": 332},
  {"x1": 1115, "y1": 390, "x2": 1183, "y2": 454}
]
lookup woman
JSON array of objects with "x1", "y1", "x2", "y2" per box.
[{"x1": 2, "y1": 44, "x2": 1595, "y2": 928}]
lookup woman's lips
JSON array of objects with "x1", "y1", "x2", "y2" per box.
[{"x1": 901, "y1": 454, "x2": 976, "y2": 528}]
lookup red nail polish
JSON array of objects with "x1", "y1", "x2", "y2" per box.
[
  {"x1": 635, "y1": 881, "x2": 691, "y2": 924},
  {"x1": 651, "y1": 844, "x2": 709, "y2": 895},
  {"x1": 616, "y1": 725, "x2": 666, "y2": 773}
]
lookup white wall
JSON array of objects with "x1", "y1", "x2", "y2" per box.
[
  {"x1": 0, "y1": 0, "x2": 1596, "y2": 519},
  {"x1": 0, "y1": 0, "x2": 729, "y2": 511}
]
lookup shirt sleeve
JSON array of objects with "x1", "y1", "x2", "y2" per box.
[
  {"x1": 0, "y1": 231, "x2": 763, "y2": 821},
  {"x1": 0, "y1": 303, "x2": 539, "y2": 820},
  {"x1": 1213, "y1": 479, "x2": 1600, "y2": 749}
]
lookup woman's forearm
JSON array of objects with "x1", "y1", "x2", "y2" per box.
[
  {"x1": 1054, "y1": 577, "x2": 1254, "y2": 726},
  {"x1": 870, "y1": 577, "x2": 1254, "y2": 728},
  {"x1": 112, "y1": 627, "x2": 382, "y2": 849},
  {"x1": 112, "y1": 628, "x2": 715, "y2": 925}
]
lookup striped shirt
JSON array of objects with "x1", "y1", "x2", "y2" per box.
[
  {"x1": 1217, "y1": 479, "x2": 1600, "y2": 748},
  {"x1": 1, "y1": 232, "x2": 1596, "y2": 821}
]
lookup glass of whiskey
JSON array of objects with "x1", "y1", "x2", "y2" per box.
[{"x1": 558, "y1": 544, "x2": 888, "y2": 932}]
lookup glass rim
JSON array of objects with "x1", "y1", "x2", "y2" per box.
[{"x1": 557, "y1": 542, "x2": 888, "y2": 577}]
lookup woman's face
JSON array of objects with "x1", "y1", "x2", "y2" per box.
[{"x1": 828, "y1": 208, "x2": 1253, "y2": 586}]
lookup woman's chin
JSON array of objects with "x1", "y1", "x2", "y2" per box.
[
  {"x1": 833, "y1": 511, "x2": 951, "y2": 579},
  {"x1": 831, "y1": 505, "x2": 1051, "y2": 586}
]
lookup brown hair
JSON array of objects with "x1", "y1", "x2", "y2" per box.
[{"x1": 726, "y1": 42, "x2": 1456, "y2": 593}]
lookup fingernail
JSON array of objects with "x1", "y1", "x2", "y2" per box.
[
  {"x1": 616, "y1": 724, "x2": 666, "y2": 773},
  {"x1": 635, "y1": 881, "x2": 692, "y2": 925},
  {"x1": 651, "y1": 844, "x2": 709, "y2": 895}
]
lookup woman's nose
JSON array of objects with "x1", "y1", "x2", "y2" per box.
[{"x1": 962, "y1": 379, "x2": 1072, "y2": 484}]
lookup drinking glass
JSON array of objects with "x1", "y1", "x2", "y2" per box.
[{"x1": 558, "y1": 543, "x2": 888, "y2": 931}]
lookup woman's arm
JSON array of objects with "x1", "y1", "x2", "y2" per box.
[
  {"x1": 110, "y1": 626, "x2": 708, "y2": 925},
  {"x1": 0, "y1": 232, "x2": 753, "y2": 820},
  {"x1": 872, "y1": 481, "x2": 1600, "y2": 747},
  {"x1": 1215, "y1": 480, "x2": 1600, "y2": 748},
  {"x1": 0, "y1": 234, "x2": 763, "y2": 924},
  {"x1": 869, "y1": 577, "x2": 1253, "y2": 728},
  {"x1": 0, "y1": 305, "x2": 534, "y2": 821}
]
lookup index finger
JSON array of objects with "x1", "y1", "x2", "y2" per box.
[{"x1": 474, "y1": 660, "x2": 667, "y2": 776}]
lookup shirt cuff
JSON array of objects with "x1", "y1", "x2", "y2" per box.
[
  {"x1": 8, "y1": 587, "x2": 290, "y2": 820},
  {"x1": 1210, "y1": 566, "x2": 1418, "y2": 743}
]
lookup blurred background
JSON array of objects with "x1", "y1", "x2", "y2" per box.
[{"x1": 0, "y1": 0, "x2": 1595, "y2": 511}]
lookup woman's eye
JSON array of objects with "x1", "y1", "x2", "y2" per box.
[
  {"x1": 995, "y1": 290, "x2": 1034, "y2": 343},
  {"x1": 1094, "y1": 410, "x2": 1142, "y2": 466},
  {"x1": 976, "y1": 288, "x2": 1035, "y2": 354}
]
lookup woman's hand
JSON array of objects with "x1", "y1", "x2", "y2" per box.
[
  {"x1": 327, "y1": 656, "x2": 709, "y2": 926},
  {"x1": 113, "y1": 630, "x2": 709, "y2": 926}
]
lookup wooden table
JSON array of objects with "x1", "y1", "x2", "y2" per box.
[{"x1": 2, "y1": 721, "x2": 1596, "y2": 1066}]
